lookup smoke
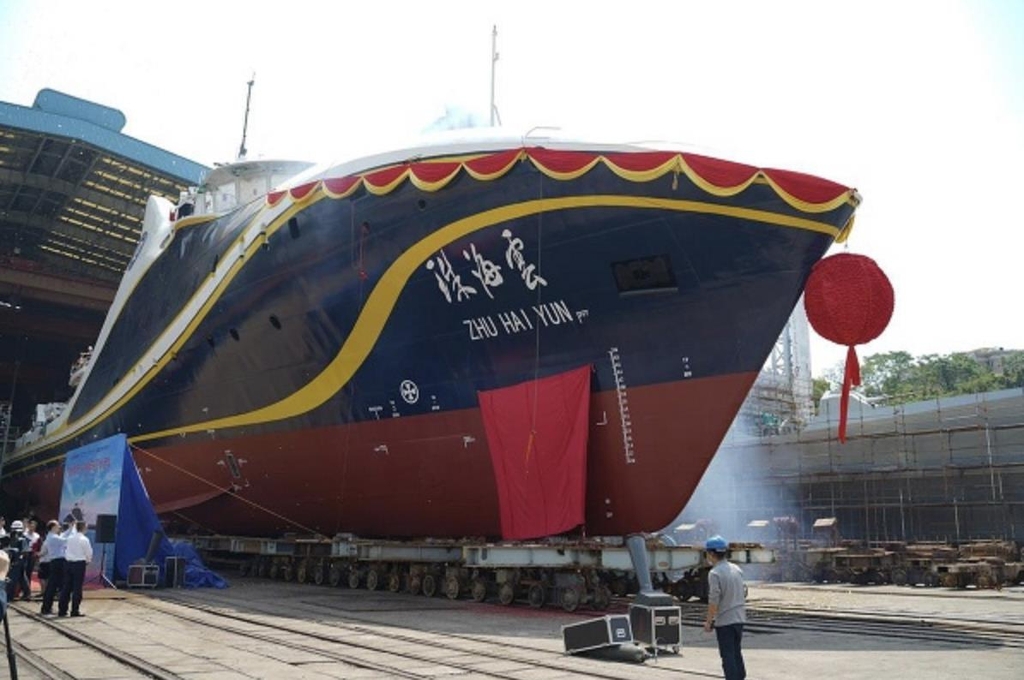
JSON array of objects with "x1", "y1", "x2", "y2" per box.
[
  {"x1": 668, "y1": 410, "x2": 804, "y2": 547},
  {"x1": 422, "y1": 105, "x2": 488, "y2": 133}
]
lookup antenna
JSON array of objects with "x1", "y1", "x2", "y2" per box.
[
  {"x1": 238, "y1": 74, "x2": 255, "y2": 160},
  {"x1": 490, "y1": 26, "x2": 501, "y2": 126}
]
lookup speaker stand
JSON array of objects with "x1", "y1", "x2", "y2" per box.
[{"x1": 88, "y1": 542, "x2": 117, "y2": 589}]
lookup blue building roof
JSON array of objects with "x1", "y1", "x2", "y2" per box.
[
  {"x1": 0, "y1": 89, "x2": 206, "y2": 184},
  {"x1": 0, "y1": 89, "x2": 209, "y2": 281}
]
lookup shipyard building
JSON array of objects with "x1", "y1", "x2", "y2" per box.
[{"x1": 0, "y1": 89, "x2": 206, "y2": 453}]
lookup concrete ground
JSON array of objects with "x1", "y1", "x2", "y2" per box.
[{"x1": 2, "y1": 579, "x2": 1021, "y2": 678}]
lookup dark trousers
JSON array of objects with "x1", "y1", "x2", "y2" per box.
[
  {"x1": 4, "y1": 561, "x2": 25, "y2": 600},
  {"x1": 715, "y1": 623, "x2": 746, "y2": 680},
  {"x1": 58, "y1": 560, "x2": 86, "y2": 615},
  {"x1": 20, "y1": 554, "x2": 35, "y2": 598},
  {"x1": 41, "y1": 558, "x2": 66, "y2": 614}
]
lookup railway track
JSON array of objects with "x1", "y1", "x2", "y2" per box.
[
  {"x1": 677, "y1": 601, "x2": 1024, "y2": 649},
  {"x1": 5, "y1": 581, "x2": 1020, "y2": 679},
  {"x1": 147, "y1": 587, "x2": 713, "y2": 679},
  {"x1": 4, "y1": 603, "x2": 178, "y2": 679},
  {"x1": 4, "y1": 590, "x2": 712, "y2": 680}
]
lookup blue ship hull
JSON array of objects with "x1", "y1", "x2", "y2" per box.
[{"x1": 2, "y1": 144, "x2": 858, "y2": 539}]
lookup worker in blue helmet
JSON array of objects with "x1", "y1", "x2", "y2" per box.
[{"x1": 703, "y1": 535, "x2": 747, "y2": 680}]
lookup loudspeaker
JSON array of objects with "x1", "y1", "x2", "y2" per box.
[
  {"x1": 562, "y1": 615, "x2": 633, "y2": 654},
  {"x1": 95, "y1": 514, "x2": 117, "y2": 543},
  {"x1": 165, "y1": 556, "x2": 186, "y2": 588}
]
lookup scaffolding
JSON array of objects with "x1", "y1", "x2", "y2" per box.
[
  {"x1": 737, "y1": 304, "x2": 815, "y2": 437},
  {"x1": 697, "y1": 387, "x2": 1024, "y2": 544}
]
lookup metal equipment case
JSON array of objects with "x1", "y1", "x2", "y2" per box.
[
  {"x1": 127, "y1": 563, "x2": 159, "y2": 588},
  {"x1": 562, "y1": 614, "x2": 633, "y2": 654},
  {"x1": 629, "y1": 603, "x2": 682, "y2": 652}
]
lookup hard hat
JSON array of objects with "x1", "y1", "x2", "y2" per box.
[
  {"x1": 10, "y1": 520, "x2": 24, "y2": 530},
  {"x1": 705, "y1": 535, "x2": 728, "y2": 551}
]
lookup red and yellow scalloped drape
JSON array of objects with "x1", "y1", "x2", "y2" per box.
[{"x1": 268, "y1": 147, "x2": 858, "y2": 216}]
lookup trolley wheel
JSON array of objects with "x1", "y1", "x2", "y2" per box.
[
  {"x1": 296, "y1": 559, "x2": 309, "y2": 584},
  {"x1": 407, "y1": 574, "x2": 422, "y2": 596},
  {"x1": 348, "y1": 569, "x2": 361, "y2": 589},
  {"x1": 471, "y1": 578, "x2": 488, "y2": 603},
  {"x1": 527, "y1": 583, "x2": 546, "y2": 609},
  {"x1": 366, "y1": 569, "x2": 380, "y2": 591},
  {"x1": 282, "y1": 562, "x2": 294, "y2": 582},
  {"x1": 976, "y1": 573, "x2": 993, "y2": 589},
  {"x1": 239, "y1": 561, "x2": 250, "y2": 577},
  {"x1": 561, "y1": 587, "x2": 581, "y2": 613},
  {"x1": 674, "y1": 579, "x2": 693, "y2": 602},
  {"x1": 923, "y1": 571, "x2": 939, "y2": 588},
  {"x1": 329, "y1": 563, "x2": 344, "y2": 587},
  {"x1": 591, "y1": 585, "x2": 611, "y2": 611},
  {"x1": 387, "y1": 572, "x2": 402, "y2": 593},
  {"x1": 445, "y1": 575, "x2": 461, "y2": 600},
  {"x1": 891, "y1": 568, "x2": 908, "y2": 587},
  {"x1": 313, "y1": 561, "x2": 326, "y2": 586},
  {"x1": 498, "y1": 582, "x2": 516, "y2": 606},
  {"x1": 422, "y1": 574, "x2": 438, "y2": 598},
  {"x1": 268, "y1": 561, "x2": 280, "y2": 580}
]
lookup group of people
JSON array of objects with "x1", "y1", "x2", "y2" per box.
[{"x1": 1, "y1": 514, "x2": 94, "y2": 618}]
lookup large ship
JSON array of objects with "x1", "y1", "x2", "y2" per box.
[{"x1": 0, "y1": 131, "x2": 859, "y2": 541}]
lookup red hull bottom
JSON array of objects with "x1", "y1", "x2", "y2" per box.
[{"x1": 10, "y1": 372, "x2": 756, "y2": 538}]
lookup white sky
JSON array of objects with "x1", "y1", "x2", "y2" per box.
[{"x1": 2, "y1": 0, "x2": 1022, "y2": 377}]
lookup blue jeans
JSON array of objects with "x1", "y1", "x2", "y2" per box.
[{"x1": 715, "y1": 623, "x2": 745, "y2": 680}]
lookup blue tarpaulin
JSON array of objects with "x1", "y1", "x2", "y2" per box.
[
  {"x1": 169, "y1": 541, "x2": 228, "y2": 588},
  {"x1": 62, "y1": 434, "x2": 226, "y2": 588},
  {"x1": 115, "y1": 439, "x2": 227, "y2": 588},
  {"x1": 113, "y1": 437, "x2": 174, "y2": 581}
]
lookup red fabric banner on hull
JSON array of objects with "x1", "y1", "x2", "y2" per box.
[{"x1": 478, "y1": 365, "x2": 592, "y2": 540}]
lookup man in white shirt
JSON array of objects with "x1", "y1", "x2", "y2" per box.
[
  {"x1": 58, "y1": 521, "x2": 92, "y2": 617},
  {"x1": 39, "y1": 520, "x2": 68, "y2": 616}
]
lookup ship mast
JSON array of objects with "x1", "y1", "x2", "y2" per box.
[
  {"x1": 238, "y1": 75, "x2": 255, "y2": 160},
  {"x1": 490, "y1": 26, "x2": 501, "y2": 126}
]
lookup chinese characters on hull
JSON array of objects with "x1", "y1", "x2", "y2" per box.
[
  {"x1": 425, "y1": 229, "x2": 590, "y2": 342},
  {"x1": 501, "y1": 229, "x2": 547, "y2": 290},
  {"x1": 426, "y1": 228, "x2": 546, "y2": 304}
]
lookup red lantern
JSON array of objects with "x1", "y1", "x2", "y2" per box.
[{"x1": 804, "y1": 253, "x2": 894, "y2": 442}]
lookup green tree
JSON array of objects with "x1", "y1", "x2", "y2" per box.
[
  {"x1": 812, "y1": 377, "x2": 831, "y2": 414},
  {"x1": 860, "y1": 350, "x2": 915, "y2": 398},
  {"x1": 821, "y1": 349, "x2": 1019, "y2": 406},
  {"x1": 1000, "y1": 351, "x2": 1024, "y2": 388}
]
